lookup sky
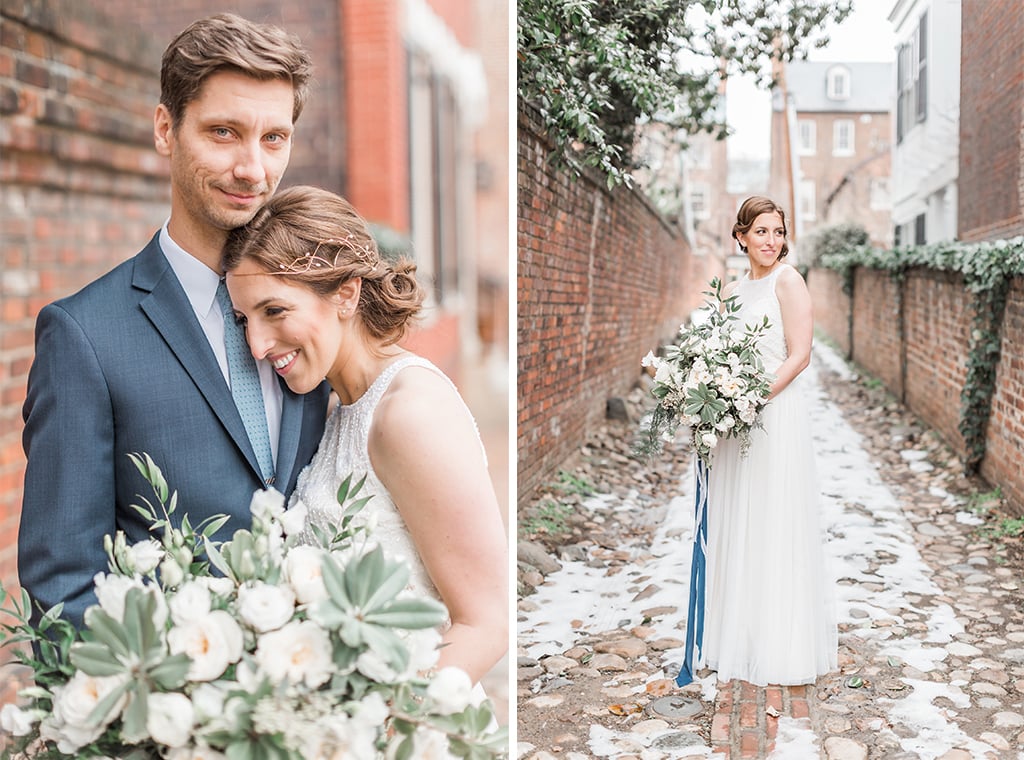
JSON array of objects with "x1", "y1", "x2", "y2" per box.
[{"x1": 726, "y1": 0, "x2": 899, "y2": 159}]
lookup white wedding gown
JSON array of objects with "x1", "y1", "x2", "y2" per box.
[
  {"x1": 289, "y1": 354, "x2": 490, "y2": 699},
  {"x1": 701, "y1": 265, "x2": 837, "y2": 686}
]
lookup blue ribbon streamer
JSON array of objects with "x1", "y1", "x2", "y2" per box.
[{"x1": 676, "y1": 456, "x2": 709, "y2": 687}]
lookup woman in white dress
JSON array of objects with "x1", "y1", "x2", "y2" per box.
[
  {"x1": 221, "y1": 185, "x2": 508, "y2": 687},
  {"x1": 701, "y1": 196, "x2": 837, "y2": 686}
]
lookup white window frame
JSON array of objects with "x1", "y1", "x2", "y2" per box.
[
  {"x1": 797, "y1": 120, "x2": 816, "y2": 155},
  {"x1": 689, "y1": 182, "x2": 710, "y2": 220},
  {"x1": 833, "y1": 119, "x2": 855, "y2": 156},
  {"x1": 827, "y1": 66, "x2": 850, "y2": 101},
  {"x1": 799, "y1": 179, "x2": 816, "y2": 222}
]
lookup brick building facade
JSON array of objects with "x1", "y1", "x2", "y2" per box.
[{"x1": 958, "y1": 0, "x2": 1024, "y2": 242}]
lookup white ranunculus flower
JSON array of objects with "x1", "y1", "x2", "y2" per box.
[
  {"x1": 128, "y1": 539, "x2": 164, "y2": 575},
  {"x1": 50, "y1": 671, "x2": 127, "y2": 748},
  {"x1": 280, "y1": 500, "x2": 309, "y2": 536},
  {"x1": 198, "y1": 575, "x2": 235, "y2": 598},
  {"x1": 169, "y1": 581, "x2": 212, "y2": 625},
  {"x1": 406, "y1": 727, "x2": 458, "y2": 760},
  {"x1": 427, "y1": 666, "x2": 473, "y2": 714},
  {"x1": 167, "y1": 610, "x2": 243, "y2": 681},
  {"x1": 91, "y1": 572, "x2": 144, "y2": 622},
  {"x1": 701, "y1": 431, "x2": 718, "y2": 449},
  {"x1": 237, "y1": 581, "x2": 295, "y2": 632},
  {"x1": 0, "y1": 703, "x2": 36, "y2": 735},
  {"x1": 255, "y1": 620, "x2": 332, "y2": 688},
  {"x1": 283, "y1": 545, "x2": 328, "y2": 604},
  {"x1": 190, "y1": 683, "x2": 226, "y2": 724},
  {"x1": 146, "y1": 692, "x2": 194, "y2": 748},
  {"x1": 250, "y1": 488, "x2": 286, "y2": 523}
]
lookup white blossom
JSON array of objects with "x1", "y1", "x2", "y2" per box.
[
  {"x1": 167, "y1": 610, "x2": 243, "y2": 681},
  {"x1": 0, "y1": 703, "x2": 37, "y2": 736},
  {"x1": 701, "y1": 431, "x2": 718, "y2": 449},
  {"x1": 283, "y1": 544, "x2": 328, "y2": 604},
  {"x1": 249, "y1": 488, "x2": 286, "y2": 523},
  {"x1": 146, "y1": 692, "x2": 194, "y2": 748},
  {"x1": 427, "y1": 667, "x2": 473, "y2": 714},
  {"x1": 255, "y1": 620, "x2": 332, "y2": 688},
  {"x1": 169, "y1": 581, "x2": 212, "y2": 625},
  {"x1": 127, "y1": 539, "x2": 164, "y2": 575},
  {"x1": 279, "y1": 500, "x2": 309, "y2": 536},
  {"x1": 237, "y1": 581, "x2": 295, "y2": 632}
]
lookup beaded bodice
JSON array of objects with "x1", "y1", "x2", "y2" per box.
[
  {"x1": 290, "y1": 355, "x2": 478, "y2": 602},
  {"x1": 731, "y1": 265, "x2": 788, "y2": 374}
]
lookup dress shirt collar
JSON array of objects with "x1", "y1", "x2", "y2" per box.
[{"x1": 159, "y1": 223, "x2": 221, "y2": 320}]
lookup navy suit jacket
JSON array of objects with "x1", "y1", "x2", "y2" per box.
[{"x1": 19, "y1": 233, "x2": 330, "y2": 626}]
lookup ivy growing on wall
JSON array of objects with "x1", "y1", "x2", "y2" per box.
[{"x1": 819, "y1": 237, "x2": 1024, "y2": 474}]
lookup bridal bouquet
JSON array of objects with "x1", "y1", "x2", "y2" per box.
[
  {"x1": 0, "y1": 454, "x2": 506, "y2": 759},
  {"x1": 638, "y1": 278, "x2": 774, "y2": 464}
]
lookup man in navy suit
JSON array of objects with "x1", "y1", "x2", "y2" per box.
[{"x1": 20, "y1": 13, "x2": 330, "y2": 626}]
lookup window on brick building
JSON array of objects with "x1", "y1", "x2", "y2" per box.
[
  {"x1": 689, "y1": 183, "x2": 710, "y2": 220},
  {"x1": 833, "y1": 120, "x2": 855, "y2": 156},
  {"x1": 798, "y1": 120, "x2": 816, "y2": 155},
  {"x1": 799, "y1": 179, "x2": 816, "y2": 222},
  {"x1": 914, "y1": 213, "x2": 926, "y2": 245},
  {"x1": 896, "y1": 11, "x2": 928, "y2": 143},
  {"x1": 827, "y1": 66, "x2": 850, "y2": 101}
]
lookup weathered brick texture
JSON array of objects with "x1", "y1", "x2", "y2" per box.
[
  {"x1": 958, "y1": 0, "x2": 1024, "y2": 242},
  {"x1": 812, "y1": 267, "x2": 1024, "y2": 514},
  {"x1": 1, "y1": 0, "x2": 171, "y2": 603},
  {"x1": 517, "y1": 103, "x2": 692, "y2": 505}
]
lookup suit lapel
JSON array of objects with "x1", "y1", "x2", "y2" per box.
[
  {"x1": 132, "y1": 237, "x2": 264, "y2": 481},
  {"x1": 275, "y1": 382, "x2": 304, "y2": 488}
]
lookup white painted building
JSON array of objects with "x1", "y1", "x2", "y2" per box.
[{"x1": 888, "y1": 0, "x2": 961, "y2": 246}]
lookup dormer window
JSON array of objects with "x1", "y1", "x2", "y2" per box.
[{"x1": 827, "y1": 65, "x2": 850, "y2": 101}]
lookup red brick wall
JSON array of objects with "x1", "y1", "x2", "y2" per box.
[
  {"x1": 812, "y1": 266, "x2": 1024, "y2": 513},
  {"x1": 958, "y1": 0, "x2": 1024, "y2": 242},
  {"x1": 984, "y1": 278, "x2": 1024, "y2": 511},
  {"x1": 0, "y1": 1, "x2": 171, "y2": 602},
  {"x1": 94, "y1": 1, "x2": 348, "y2": 195},
  {"x1": 851, "y1": 268, "x2": 904, "y2": 400},
  {"x1": 517, "y1": 103, "x2": 692, "y2": 504},
  {"x1": 807, "y1": 268, "x2": 851, "y2": 356}
]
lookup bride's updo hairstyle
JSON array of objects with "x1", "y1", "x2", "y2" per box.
[
  {"x1": 222, "y1": 185, "x2": 425, "y2": 345},
  {"x1": 732, "y1": 195, "x2": 789, "y2": 260}
]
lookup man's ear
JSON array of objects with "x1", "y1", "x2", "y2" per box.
[{"x1": 154, "y1": 104, "x2": 173, "y2": 157}]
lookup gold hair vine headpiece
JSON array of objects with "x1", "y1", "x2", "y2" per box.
[{"x1": 275, "y1": 234, "x2": 379, "y2": 275}]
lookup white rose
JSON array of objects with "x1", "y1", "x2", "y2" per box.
[
  {"x1": 427, "y1": 666, "x2": 473, "y2": 714},
  {"x1": 237, "y1": 582, "x2": 295, "y2": 632},
  {"x1": 167, "y1": 610, "x2": 243, "y2": 681},
  {"x1": 39, "y1": 712, "x2": 103, "y2": 755},
  {"x1": 169, "y1": 581, "x2": 212, "y2": 625},
  {"x1": 283, "y1": 545, "x2": 328, "y2": 604},
  {"x1": 701, "y1": 431, "x2": 718, "y2": 449},
  {"x1": 715, "y1": 415, "x2": 736, "y2": 432},
  {"x1": 279, "y1": 500, "x2": 309, "y2": 537},
  {"x1": 653, "y1": 362, "x2": 673, "y2": 385},
  {"x1": 306, "y1": 713, "x2": 377, "y2": 760},
  {"x1": 0, "y1": 703, "x2": 36, "y2": 736},
  {"x1": 254, "y1": 620, "x2": 332, "y2": 688},
  {"x1": 249, "y1": 488, "x2": 286, "y2": 523},
  {"x1": 128, "y1": 539, "x2": 164, "y2": 575},
  {"x1": 91, "y1": 572, "x2": 143, "y2": 622},
  {"x1": 146, "y1": 692, "x2": 194, "y2": 748},
  {"x1": 355, "y1": 692, "x2": 389, "y2": 726}
]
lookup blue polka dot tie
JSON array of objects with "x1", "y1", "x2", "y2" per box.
[{"x1": 216, "y1": 279, "x2": 275, "y2": 485}]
